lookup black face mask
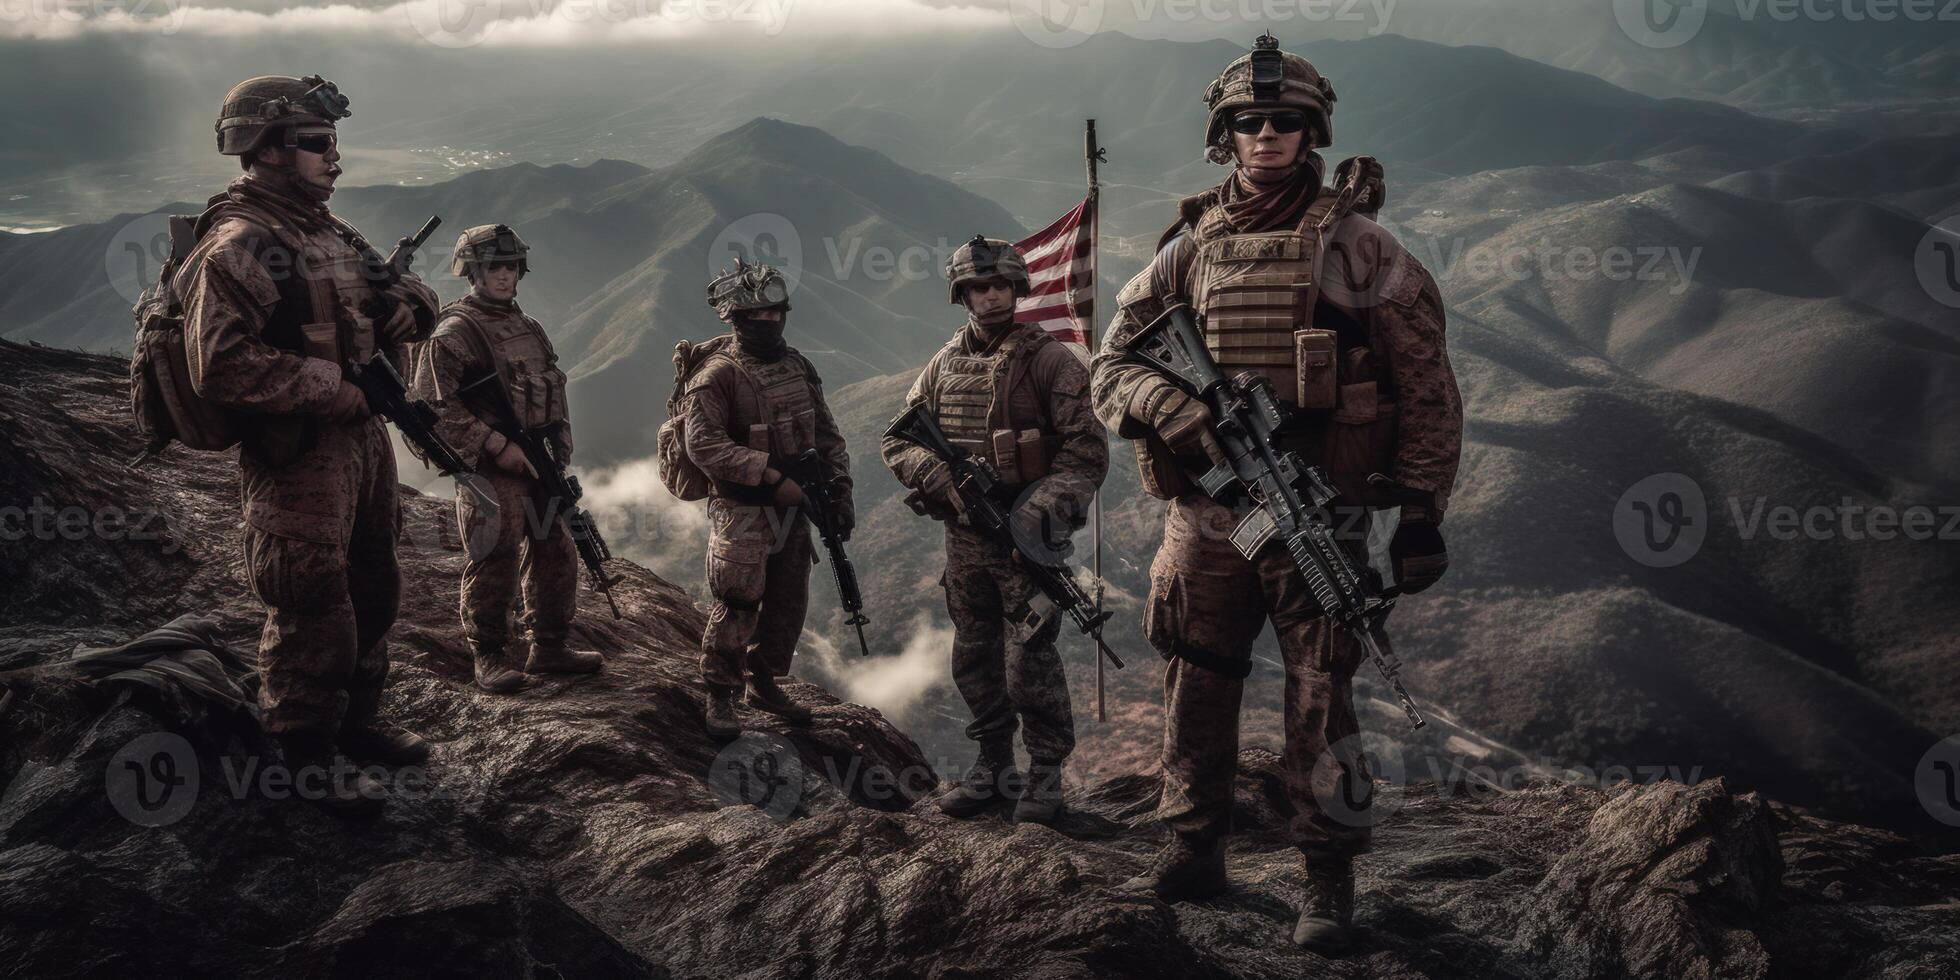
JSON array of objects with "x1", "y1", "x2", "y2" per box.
[{"x1": 733, "y1": 314, "x2": 787, "y2": 360}]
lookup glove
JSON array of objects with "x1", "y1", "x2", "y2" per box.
[
  {"x1": 1149, "y1": 389, "x2": 1225, "y2": 468},
  {"x1": 919, "y1": 464, "x2": 961, "y2": 510},
  {"x1": 763, "y1": 468, "x2": 805, "y2": 508},
  {"x1": 485, "y1": 433, "x2": 538, "y2": 479},
  {"x1": 376, "y1": 295, "x2": 423, "y2": 347},
  {"x1": 835, "y1": 504, "x2": 856, "y2": 543},
  {"x1": 321, "y1": 381, "x2": 371, "y2": 424},
  {"x1": 1390, "y1": 519, "x2": 1449, "y2": 594}
]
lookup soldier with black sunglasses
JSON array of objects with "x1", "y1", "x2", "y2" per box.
[
  {"x1": 174, "y1": 74, "x2": 443, "y2": 817},
  {"x1": 1090, "y1": 35, "x2": 1463, "y2": 953}
]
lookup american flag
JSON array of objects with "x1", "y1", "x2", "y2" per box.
[{"x1": 1013, "y1": 195, "x2": 1096, "y2": 362}]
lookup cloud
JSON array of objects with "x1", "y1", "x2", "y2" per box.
[
  {"x1": 575, "y1": 454, "x2": 711, "y2": 587},
  {"x1": 799, "y1": 611, "x2": 950, "y2": 723},
  {"x1": 0, "y1": 0, "x2": 1002, "y2": 43}
]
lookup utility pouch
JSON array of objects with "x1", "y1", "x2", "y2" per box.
[
  {"x1": 301, "y1": 320, "x2": 341, "y2": 363},
  {"x1": 1295, "y1": 328, "x2": 1337, "y2": 410},
  {"x1": 1016, "y1": 429, "x2": 1050, "y2": 482},
  {"x1": 903, "y1": 488, "x2": 931, "y2": 517},
  {"x1": 746, "y1": 423, "x2": 772, "y2": 452},
  {"x1": 991, "y1": 429, "x2": 1019, "y2": 483}
]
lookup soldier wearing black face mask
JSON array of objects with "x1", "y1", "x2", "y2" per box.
[{"x1": 676, "y1": 259, "x2": 854, "y2": 740}]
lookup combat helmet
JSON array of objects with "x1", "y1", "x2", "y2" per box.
[
  {"x1": 944, "y1": 235, "x2": 1030, "y2": 305},
  {"x1": 451, "y1": 224, "x2": 531, "y2": 280},
  {"x1": 1202, "y1": 34, "x2": 1336, "y2": 163},
  {"x1": 215, "y1": 74, "x2": 351, "y2": 156},
  {"x1": 706, "y1": 257, "x2": 792, "y2": 321}
]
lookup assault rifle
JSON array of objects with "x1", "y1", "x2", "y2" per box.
[
  {"x1": 357, "y1": 214, "x2": 442, "y2": 325},
  {"x1": 344, "y1": 350, "x2": 499, "y2": 517},
  {"x1": 456, "y1": 372, "x2": 624, "y2": 619},
  {"x1": 777, "y1": 448, "x2": 870, "y2": 657},
  {"x1": 885, "y1": 405, "x2": 1123, "y2": 671},
  {"x1": 1123, "y1": 302, "x2": 1423, "y2": 728}
]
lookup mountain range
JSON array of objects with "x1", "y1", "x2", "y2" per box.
[{"x1": 1, "y1": 25, "x2": 1954, "y2": 829}]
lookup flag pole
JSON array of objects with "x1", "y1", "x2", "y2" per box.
[{"x1": 1085, "y1": 118, "x2": 1108, "y2": 723}]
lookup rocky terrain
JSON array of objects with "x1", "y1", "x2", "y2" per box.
[{"x1": 5, "y1": 340, "x2": 1959, "y2": 977}]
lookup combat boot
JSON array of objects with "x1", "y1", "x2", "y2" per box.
[
  {"x1": 1012, "y1": 758, "x2": 1065, "y2": 825},
  {"x1": 1292, "y1": 854, "x2": 1356, "y2": 954},
  {"x1": 937, "y1": 741, "x2": 1019, "y2": 819},
  {"x1": 338, "y1": 722, "x2": 432, "y2": 767},
  {"x1": 1115, "y1": 832, "x2": 1228, "y2": 901},
  {"x1": 746, "y1": 670, "x2": 813, "y2": 724},
  {"x1": 704, "y1": 686, "x2": 742, "y2": 741},
  {"x1": 472, "y1": 641, "x2": 529, "y2": 695},
  {"x1": 527, "y1": 644, "x2": 603, "y2": 675},
  {"x1": 277, "y1": 735, "x2": 385, "y2": 819}
]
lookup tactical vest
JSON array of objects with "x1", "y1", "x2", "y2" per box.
[
  {"x1": 737, "y1": 351, "x2": 818, "y2": 458},
  {"x1": 154, "y1": 202, "x2": 376, "y2": 465},
  {"x1": 439, "y1": 299, "x2": 569, "y2": 432},
  {"x1": 928, "y1": 325, "x2": 1057, "y2": 486},
  {"x1": 1187, "y1": 192, "x2": 1346, "y2": 402}
]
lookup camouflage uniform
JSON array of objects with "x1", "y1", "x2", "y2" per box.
[
  {"x1": 1090, "y1": 62, "x2": 1463, "y2": 858},
  {"x1": 414, "y1": 289, "x2": 580, "y2": 673},
  {"x1": 882, "y1": 318, "x2": 1109, "y2": 765},
  {"x1": 681, "y1": 338, "x2": 852, "y2": 693},
  {"x1": 180, "y1": 174, "x2": 438, "y2": 742}
]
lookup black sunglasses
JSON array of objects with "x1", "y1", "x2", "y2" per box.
[
  {"x1": 291, "y1": 132, "x2": 338, "y2": 154},
  {"x1": 1228, "y1": 110, "x2": 1308, "y2": 136}
]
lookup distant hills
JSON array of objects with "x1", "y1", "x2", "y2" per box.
[{"x1": 2, "y1": 24, "x2": 1955, "y2": 827}]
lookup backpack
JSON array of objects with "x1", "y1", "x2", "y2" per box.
[
  {"x1": 655, "y1": 335, "x2": 737, "y2": 502},
  {"x1": 127, "y1": 199, "x2": 334, "y2": 461},
  {"x1": 658, "y1": 334, "x2": 804, "y2": 503},
  {"x1": 128, "y1": 213, "x2": 241, "y2": 458}
]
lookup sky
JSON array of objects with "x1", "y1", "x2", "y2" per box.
[{"x1": 0, "y1": 0, "x2": 1411, "y2": 46}]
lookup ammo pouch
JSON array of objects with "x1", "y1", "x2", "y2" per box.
[
  {"x1": 989, "y1": 428, "x2": 1060, "y2": 486},
  {"x1": 1295, "y1": 328, "x2": 1337, "y2": 410},
  {"x1": 1132, "y1": 432, "x2": 1192, "y2": 501}
]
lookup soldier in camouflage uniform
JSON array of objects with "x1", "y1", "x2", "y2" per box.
[
  {"x1": 413, "y1": 225, "x2": 603, "y2": 695},
  {"x1": 181, "y1": 75, "x2": 442, "y2": 816},
  {"x1": 680, "y1": 260, "x2": 854, "y2": 740},
  {"x1": 1090, "y1": 36, "x2": 1462, "y2": 951},
  {"x1": 881, "y1": 237, "x2": 1109, "y2": 825}
]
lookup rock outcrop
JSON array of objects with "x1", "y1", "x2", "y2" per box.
[{"x1": 2, "y1": 339, "x2": 1955, "y2": 978}]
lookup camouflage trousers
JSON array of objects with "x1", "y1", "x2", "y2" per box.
[
  {"x1": 239, "y1": 419, "x2": 399, "y2": 739},
  {"x1": 701, "y1": 499, "x2": 812, "y2": 691},
  {"x1": 457, "y1": 465, "x2": 579, "y2": 662},
  {"x1": 1146, "y1": 495, "x2": 1370, "y2": 858},
  {"x1": 942, "y1": 522, "x2": 1076, "y2": 763}
]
